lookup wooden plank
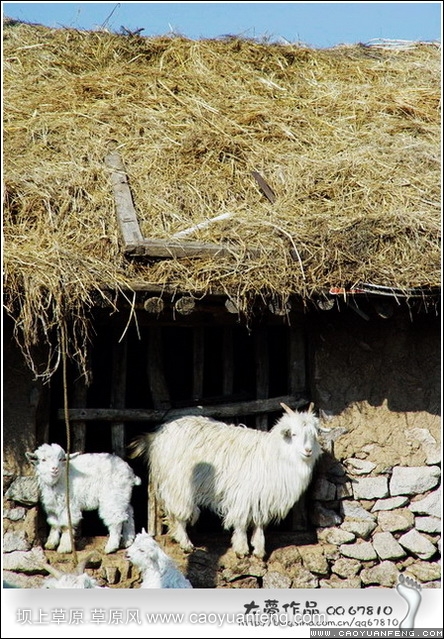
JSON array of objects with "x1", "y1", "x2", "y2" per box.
[
  {"x1": 147, "y1": 328, "x2": 171, "y2": 410},
  {"x1": 288, "y1": 326, "x2": 306, "y2": 395},
  {"x1": 105, "y1": 152, "x2": 144, "y2": 246},
  {"x1": 288, "y1": 325, "x2": 308, "y2": 531},
  {"x1": 147, "y1": 326, "x2": 171, "y2": 536},
  {"x1": 222, "y1": 327, "x2": 234, "y2": 396},
  {"x1": 57, "y1": 395, "x2": 308, "y2": 422},
  {"x1": 193, "y1": 327, "x2": 204, "y2": 401},
  {"x1": 110, "y1": 337, "x2": 127, "y2": 458},
  {"x1": 71, "y1": 375, "x2": 88, "y2": 453},
  {"x1": 255, "y1": 328, "x2": 269, "y2": 431}
]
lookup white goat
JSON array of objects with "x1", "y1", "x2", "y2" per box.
[
  {"x1": 42, "y1": 556, "x2": 102, "y2": 589},
  {"x1": 26, "y1": 443, "x2": 141, "y2": 554},
  {"x1": 126, "y1": 529, "x2": 193, "y2": 588},
  {"x1": 130, "y1": 403, "x2": 322, "y2": 558}
]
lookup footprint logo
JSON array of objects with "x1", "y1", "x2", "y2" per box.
[{"x1": 396, "y1": 573, "x2": 422, "y2": 630}]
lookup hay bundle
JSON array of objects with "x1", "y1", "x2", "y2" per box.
[{"x1": 3, "y1": 21, "x2": 441, "y2": 378}]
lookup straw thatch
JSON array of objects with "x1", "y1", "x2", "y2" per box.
[{"x1": 3, "y1": 21, "x2": 441, "y2": 379}]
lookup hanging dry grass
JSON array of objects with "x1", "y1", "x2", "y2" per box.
[{"x1": 3, "y1": 21, "x2": 441, "y2": 379}]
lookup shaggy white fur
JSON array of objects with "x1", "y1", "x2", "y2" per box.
[
  {"x1": 126, "y1": 530, "x2": 193, "y2": 588},
  {"x1": 26, "y1": 443, "x2": 141, "y2": 554},
  {"x1": 131, "y1": 403, "x2": 322, "y2": 558}
]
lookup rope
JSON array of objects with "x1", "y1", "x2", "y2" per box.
[{"x1": 61, "y1": 320, "x2": 78, "y2": 566}]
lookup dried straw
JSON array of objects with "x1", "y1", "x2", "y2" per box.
[{"x1": 3, "y1": 22, "x2": 441, "y2": 378}]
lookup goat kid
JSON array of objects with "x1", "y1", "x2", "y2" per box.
[
  {"x1": 26, "y1": 443, "x2": 141, "y2": 554},
  {"x1": 126, "y1": 529, "x2": 193, "y2": 588}
]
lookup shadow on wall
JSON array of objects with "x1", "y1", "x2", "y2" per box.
[{"x1": 308, "y1": 309, "x2": 441, "y2": 417}]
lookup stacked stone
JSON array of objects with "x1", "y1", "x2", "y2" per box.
[
  {"x1": 3, "y1": 474, "x2": 46, "y2": 587},
  {"x1": 309, "y1": 455, "x2": 441, "y2": 588}
]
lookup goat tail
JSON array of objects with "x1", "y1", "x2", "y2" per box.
[{"x1": 128, "y1": 433, "x2": 154, "y2": 463}]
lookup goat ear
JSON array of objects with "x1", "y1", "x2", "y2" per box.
[
  {"x1": 141, "y1": 527, "x2": 147, "y2": 535},
  {"x1": 280, "y1": 402, "x2": 294, "y2": 416},
  {"x1": 281, "y1": 427, "x2": 292, "y2": 440},
  {"x1": 25, "y1": 452, "x2": 37, "y2": 465}
]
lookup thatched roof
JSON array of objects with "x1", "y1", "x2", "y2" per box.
[{"x1": 2, "y1": 21, "x2": 441, "y2": 377}]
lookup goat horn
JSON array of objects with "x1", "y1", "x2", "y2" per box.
[
  {"x1": 42, "y1": 562, "x2": 63, "y2": 579},
  {"x1": 280, "y1": 402, "x2": 294, "y2": 415},
  {"x1": 308, "y1": 402, "x2": 315, "y2": 412}
]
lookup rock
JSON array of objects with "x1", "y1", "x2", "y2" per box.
[
  {"x1": 377, "y1": 509, "x2": 414, "y2": 533},
  {"x1": 317, "y1": 528, "x2": 356, "y2": 545},
  {"x1": 5, "y1": 477, "x2": 39, "y2": 506},
  {"x1": 331, "y1": 558, "x2": 362, "y2": 578},
  {"x1": 372, "y1": 532, "x2": 406, "y2": 560},
  {"x1": 319, "y1": 575, "x2": 362, "y2": 588},
  {"x1": 403, "y1": 561, "x2": 441, "y2": 583},
  {"x1": 3, "y1": 507, "x2": 26, "y2": 521},
  {"x1": 104, "y1": 565, "x2": 120, "y2": 585},
  {"x1": 398, "y1": 529, "x2": 437, "y2": 560},
  {"x1": 360, "y1": 561, "x2": 400, "y2": 587},
  {"x1": 341, "y1": 501, "x2": 376, "y2": 521},
  {"x1": 298, "y1": 545, "x2": 329, "y2": 575},
  {"x1": 344, "y1": 458, "x2": 377, "y2": 475},
  {"x1": 231, "y1": 576, "x2": 259, "y2": 588},
  {"x1": 3, "y1": 569, "x2": 45, "y2": 589},
  {"x1": 262, "y1": 571, "x2": 292, "y2": 588},
  {"x1": 267, "y1": 546, "x2": 301, "y2": 571},
  {"x1": 3, "y1": 530, "x2": 31, "y2": 552},
  {"x1": 371, "y1": 497, "x2": 409, "y2": 512},
  {"x1": 415, "y1": 517, "x2": 441, "y2": 534},
  {"x1": 341, "y1": 520, "x2": 377, "y2": 539},
  {"x1": 390, "y1": 466, "x2": 440, "y2": 496},
  {"x1": 339, "y1": 541, "x2": 377, "y2": 561},
  {"x1": 353, "y1": 476, "x2": 389, "y2": 500},
  {"x1": 310, "y1": 503, "x2": 342, "y2": 527},
  {"x1": 409, "y1": 488, "x2": 441, "y2": 518},
  {"x1": 290, "y1": 567, "x2": 319, "y2": 588},
  {"x1": 2, "y1": 546, "x2": 47, "y2": 572},
  {"x1": 404, "y1": 428, "x2": 441, "y2": 465}
]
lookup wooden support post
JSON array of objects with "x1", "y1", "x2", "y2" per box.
[
  {"x1": 110, "y1": 336, "x2": 127, "y2": 458},
  {"x1": 72, "y1": 374, "x2": 88, "y2": 453},
  {"x1": 288, "y1": 325, "x2": 306, "y2": 396},
  {"x1": 222, "y1": 327, "x2": 234, "y2": 397},
  {"x1": 147, "y1": 326, "x2": 171, "y2": 536},
  {"x1": 255, "y1": 328, "x2": 269, "y2": 431},
  {"x1": 288, "y1": 325, "x2": 308, "y2": 530},
  {"x1": 193, "y1": 327, "x2": 204, "y2": 402},
  {"x1": 147, "y1": 328, "x2": 171, "y2": 410}
]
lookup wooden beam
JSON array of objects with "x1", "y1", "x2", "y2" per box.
[
  {"x1": 147, "y1": 326, "x2": 171, "y2": 536},
  {"x1": 57, "y1": 395, "x2": 308, "y2": 422},
  {"x1": 123, "y1": 238, "x2": 253, "y2": 260},
  {"x1": 255, "y1": 328, "x2": 269, "y2": 431},
  {"x1": 110, "y1": 336, "x2": 127, "y2": 457},
  {"x1": 288, "y1": 326, "x2": 306, "y2": 396},
  {"x1": 193, "y1": 327, "x2": 204, "y2": 402},
  {"x1": 105, "y1": 152, "x2": 144, "y2": 246},
  {"x1": 222, "y1": 327, "x2": 234, "y2": 396},
  {"x1": 147, "y1": 327, "x2": 171, "y2": 410},
  {"x1": 71, "y1": 375, "x2": 88, "y2": 453}
]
